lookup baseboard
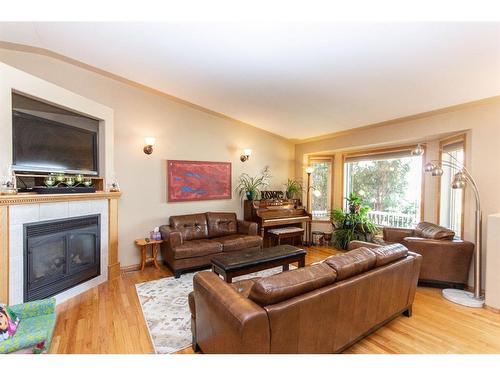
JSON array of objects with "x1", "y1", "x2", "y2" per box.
[
  {"x1": 120, "y1": 263, "x2": 142, "y2": 273},
  {"x1": 485, "y1": 305, "x2": 500, "y2": 314}
]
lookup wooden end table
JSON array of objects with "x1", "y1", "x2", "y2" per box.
[{"x1": 135, "y1": 238, "x2": 162, "y2": 271}]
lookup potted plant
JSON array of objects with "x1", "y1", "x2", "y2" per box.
[
  {"x1": 331, "y1": 192, "x2": 379, "y2": 250},
  {"x1": 235, "y1": 166, "x2": 271, "y2": 200},
  {"x1": 284, "y1": 178, "x2": 303, "y2": 199}
]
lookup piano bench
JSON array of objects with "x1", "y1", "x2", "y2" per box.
[{"x1": 268, "y1": 227, "x2": 305, "y2": 246}]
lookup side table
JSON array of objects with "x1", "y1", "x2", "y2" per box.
[{"x1": 135, "y1": 238, "x2": 162, "y2": 271}]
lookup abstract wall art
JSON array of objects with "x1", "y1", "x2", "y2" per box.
[{"x1": 167, "y1": 160, "x2": 232, "y2": 202}]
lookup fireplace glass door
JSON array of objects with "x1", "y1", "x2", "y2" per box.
[{"x1": 24, "y1": 215, "x2": 100, "y2": 302}]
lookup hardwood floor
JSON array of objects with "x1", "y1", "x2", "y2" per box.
[{"x1": 50, "y1": 246, "x2": 500, "y2": 354}]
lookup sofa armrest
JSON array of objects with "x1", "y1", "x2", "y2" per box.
[
  {"x1": 193, "y1": 271, "x2": 270, "y2": 353},
  {"x1": 159, "y1": 225, "x2": 183, "y2": 248},
  {"x1": 383, "y1": 227, "x2": 415, "y2": 243},
  {"x1": 10, "y1": 298, "x2": 56, "y2": 319},
  {"x1": 237, "y1": 220, "x2": 258, "y2": 236}
]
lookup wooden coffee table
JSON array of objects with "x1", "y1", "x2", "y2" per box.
[{"x1": 211, "y1": 245, "x2": 306, "y2": 283}]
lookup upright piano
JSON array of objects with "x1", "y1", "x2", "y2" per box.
[{"x1": 243, "y1": 191, "x2": 312, "y2": 247}]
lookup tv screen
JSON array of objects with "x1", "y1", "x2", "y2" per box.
[{"x1": 12, "y1": 111, "x2": 98, "y2": 175}]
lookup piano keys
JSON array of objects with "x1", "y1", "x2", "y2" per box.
[{"x1": 244, "y1": 192, "x2": 312, "y2": 247}]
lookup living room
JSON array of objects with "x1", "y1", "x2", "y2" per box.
[{"x1": 1, "y1": 0, "x2": 500, "y2": 373}]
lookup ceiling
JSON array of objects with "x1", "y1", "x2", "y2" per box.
[{"x1": 0, "y1": 22, "x2": 499, "y2": 140}]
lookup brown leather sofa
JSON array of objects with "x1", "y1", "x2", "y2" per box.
[
  {"x1": 160, "y1": 212, "x2": 262, "y2": 277},
  {"x1": 189, "y1": 243, "x2": 421, "y2": 353},
  {"x1": 348, "y1": 222, "x2": 474, "y2": 289}
]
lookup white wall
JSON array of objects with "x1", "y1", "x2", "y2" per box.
[{"x1": 0, "y1": 47, "x2": 295, "y2": 267}]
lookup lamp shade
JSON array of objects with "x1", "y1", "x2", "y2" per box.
[
  {"x1": 411, "y1": 143, "x2": 425, "y2": 156},
  {"x1": 431, "y1": 166, "x2": 444, "y2": 177},
  {"x1": 144, "y1": 137, "x2": 156, "y2": 146},
  {"x1": 451, "y1": 172, "x2": 467, "y2": 189},
  {"x1": 305, "y1": 166, "x2": 314, "y2": 174},
  {"x1": 424, "y1": 162, "x2": 437, "y2": 172},
  {"x1": 243, "y1": 148, "x2": 252, "y2": 156}
]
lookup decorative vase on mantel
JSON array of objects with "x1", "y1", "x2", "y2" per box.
[{"x1": 246, "y1": 191, "x2": 255, "y2": 201}]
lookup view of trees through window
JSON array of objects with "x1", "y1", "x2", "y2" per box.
[
  {"x1": 310, "y1": 160, "x2": 332, "y2": 219},
  {"x1": 344, "y1": 154, "x2": 422, "y2": 228}
]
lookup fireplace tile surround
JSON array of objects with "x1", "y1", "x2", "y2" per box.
[{"x1": 8, "y1": 199, "x2": 109, "y2": 305}]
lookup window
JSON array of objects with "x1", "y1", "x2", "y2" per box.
[
  {"x1": 439, "y1": 140, "x2": 465, "y2": 238},
  {"x1": 309, "y1": 158, "x2": 333, "y2": 220},
  {"x1": 344, "y1": 148, "x2": 423, "y2": 228}
]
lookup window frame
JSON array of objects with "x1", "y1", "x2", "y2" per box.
[
  {"x1": 308, "y1": 155, "x2": 334, "y2": 222},
  {"x1": 341, "y1": 144, "x2": 426, "y2": 227},
  {"x1": 437, "y1": 133, "x2": 467, "y2": 239}
]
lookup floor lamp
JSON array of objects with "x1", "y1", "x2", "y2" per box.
[
  {"x1": 304, "y1": 166, "x2": 314, "y2": 246},
  {"x1": 411, "y1": 144, "x2": 484, "y2": 308}
]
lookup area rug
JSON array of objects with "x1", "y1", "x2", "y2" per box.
[{"x1": 135, "y1": 267, "x2": 288, "y2": 354}]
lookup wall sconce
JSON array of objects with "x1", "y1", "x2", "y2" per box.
[
  {"x1": 240, "y1": 148, "x2": 252, "y2": 162},
  {"x1": 143, "y1": 137, "x2": 156, "y2": 155}
]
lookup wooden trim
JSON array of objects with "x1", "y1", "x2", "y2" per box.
[
  {"x1": 342, "y1": 143, "x2": 420, "y2": 160},
  {"x1": 436, "y1": 133, "x2": 467, "y2": 238},
  {"x1": 108, "y1": 197, "x2": 120, "y2": 280},
  {"x1": 121, "y1": 263, "x2": 143, "y2": 273},
  {"x1": 0, "y1": 206, "x2": 9, "y2": 304},
  {"x1": 485, "y1": 304, "x2": 500, "y2": 314},
  {"x1": 308, "y1": 156, "x2": 334, "y2": 218},
  {"x1": 0, "y1": 191, "x2": 121, "y2": 206}
]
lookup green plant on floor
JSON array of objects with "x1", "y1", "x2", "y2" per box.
[
  {"x1": 331, "y1": 192, "x2": 379, "y2": 250},
  {"x1": 283, "y1": 178, "x2": 303, "y2": 199},
  {"x1": 235, "y1": 166, "x2": 272, "y2": 201}
]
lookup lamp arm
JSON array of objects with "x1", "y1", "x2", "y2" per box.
[{"x1": 429, "y1": 159, "x2": 481, "y2": 211}]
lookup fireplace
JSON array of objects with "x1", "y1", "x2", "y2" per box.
[{"x1": 24, "y1": 215, "x2": 101, "y2": 302}]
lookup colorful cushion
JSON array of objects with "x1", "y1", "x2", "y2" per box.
[{"x1": 0, "y1": 304, "x2": 20, "y2": 342}]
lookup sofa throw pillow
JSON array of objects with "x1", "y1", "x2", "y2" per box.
[{"x1": 0, "y1": 304, "x2": 20, "y2": 342}]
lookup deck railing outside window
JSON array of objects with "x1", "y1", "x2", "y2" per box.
[{"x1": 367, "y1": 210, "x2": 416, "y2": 229}]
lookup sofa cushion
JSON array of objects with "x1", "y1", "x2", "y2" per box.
[
  {"x1": 415, "y1": 222, "x2": 455, "y2": 240},
  {"x1": 173, "y1": 239, "x2": 222, "y2": 260},
  {"x1": 206, "y1": 212, "x2": 238, "y2": 238},
  {"x1": 369, "y1": 243, "x2": 408, "y2": 267},
  {"x1": 323, "y1": 247, "x2": 376, "y2": 281},
  {"x1": 248, "y1": 263, "x2": 337, "y2": 306},
  {"x1": 218, "y1": 234, "x2": 263, "y2": 252},
  {"x1": 169, "y1": 214, "x2": 209, "y2": 241}
]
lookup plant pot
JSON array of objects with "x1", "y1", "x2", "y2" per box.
[{"x1": 246, "y1": 191, "x2": 255, "y2": 201}]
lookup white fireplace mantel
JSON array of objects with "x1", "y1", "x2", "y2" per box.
[{"x1": 0, "y1": 192, "x2": 121, "y2": 305}]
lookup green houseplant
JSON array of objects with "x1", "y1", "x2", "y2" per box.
[
  {"x1": 331, "y1": 192, "x2": 379, "y2": 250},
  {"x1": 235, "y1": 166, "x2": 272, "y2": 200},
  {"x1": 284, "y1": 178, "x2": 303, "y2": 199}
]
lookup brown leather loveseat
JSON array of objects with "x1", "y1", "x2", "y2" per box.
[
  {"x1": 189, "y1": 243, "x2": 421, "y2": 353},
  {"x1": 349, "y1": 222, "x2": 474, "y2": 289},
  {"x1": 160, "y1": 212, "x2": 262, "y2": 277}
]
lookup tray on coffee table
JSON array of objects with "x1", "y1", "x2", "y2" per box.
[{"x1": 211, "y1": 244, "x2": 306, "y2": 282}]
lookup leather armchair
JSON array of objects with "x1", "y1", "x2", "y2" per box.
[{"x1": 351, "y1": 222, "x2": 474, "y2": 289}]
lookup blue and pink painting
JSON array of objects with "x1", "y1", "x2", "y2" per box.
[{"x1": 167, "y1": 160, "x2": 232, "y2": 202}]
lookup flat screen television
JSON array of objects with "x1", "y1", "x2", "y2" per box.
[
  {"x1": 13, "y1": 111, "x2": 99, "y2": 175},
  {"x1": 12, "y1": 96, "x2": 99, "y2": 176}
]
